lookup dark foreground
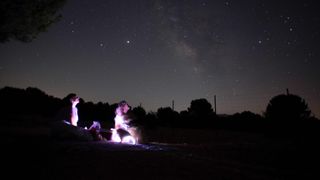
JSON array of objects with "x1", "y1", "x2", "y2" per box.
[{"x1": 2, "y1": 126, "x2": 320, "y2": 180}]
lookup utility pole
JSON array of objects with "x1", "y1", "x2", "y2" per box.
[
  {"x1": 172, "y1": 100, "x2": 175, "y2": 111},
  {"x1": 214, "y1": 95, "x2": 217, "y2": 114}
]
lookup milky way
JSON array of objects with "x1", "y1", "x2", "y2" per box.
[{"x1": 1, "y1": 0, "x2": 319, "y2": 117}]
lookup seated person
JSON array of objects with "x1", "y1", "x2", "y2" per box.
[
  {"x1": 57, "y1": 94, "x2": 79, "y2": 126},
  {"x1": 69, "y1": 95, "x2": 79, "y2": 126},
  {"x1": 51, "y1": 94, "x2": 93, "y2": 141},
  {"x1": 111, "y1": 101, "x2": 136, "y2": 144}
]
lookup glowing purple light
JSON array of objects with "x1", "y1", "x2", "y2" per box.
[
  {"x1": 111, "y1": 129, "x2": 121, "y2": 143},
  {"x1": 110, "y1": 129, "x2": 137, "y2": 145},
  {"x1": 122, "y1": 135, "x2": 136, "y2": 145}
]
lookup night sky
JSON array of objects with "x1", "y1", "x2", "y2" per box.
[{"x1": 1, "y1": 0, "x2": 319, "y2": 117}]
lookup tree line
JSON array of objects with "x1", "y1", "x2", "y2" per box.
[{"x1": 0, "y1": 86, "x2": 319, "y2": 134}]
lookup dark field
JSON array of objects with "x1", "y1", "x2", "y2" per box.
[{"x1": 2, "y1": 126, "x2": 320, "y2": 180}]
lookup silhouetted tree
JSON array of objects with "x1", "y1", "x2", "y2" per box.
[
  {"x1": 187, "y1": 98, "x2": 214, "y2": 127},
  {"x1": 0, "y1": 86, "x2": 64, "y2": 126},
  {"x1": 156, "y1": 107, "x2": 180, "y2": 127},
  {"x1": 131, "y1": 106, "x2": 147, "y2": 126},
  {"x1": 188, "y1": 98, "x2": 213, "y2": 116},
  {"x1": 24, "y1": 87, "x2": 63, "y2": 117},
  {"x1": 232, "y1": 111, "x2": 263, "y2": 121},
  {"x1": 0, "y1": 87, "x2": 122, "y2": 128},
  {"x1": 179, "y1": 110, "x2": 192, "y2": 127},
  {"x1": 78, "y1": 101, "x2": 95, "y2": 122},
  {"x1": 227, "y1": 111, "x2": 265, "y2": 132},
  {"x1": 145, "y1": 112, "x2": 158, "y2": 128},
  {"x1": 0, "y1": 0, "x2": 67, "y2": 43},
  {"x1": 25, "y1": 87, "x2": 48, "y2": 112},
  {"x1": 265, "y1": 94, "x2": 312, "y2": 122}
]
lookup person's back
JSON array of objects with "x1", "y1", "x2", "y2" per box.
[{"x1": 50, "y1": 94, "x2": 94, "y2": 141}]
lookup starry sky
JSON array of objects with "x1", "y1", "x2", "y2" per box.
[{"x1": 1, "y1": 0, "x2": 320, "y2": 117}]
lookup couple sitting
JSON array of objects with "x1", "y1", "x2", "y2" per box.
[{"x1": 56, "y1": 94, "x2": 138, "y2": 144}]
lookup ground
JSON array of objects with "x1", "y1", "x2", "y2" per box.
[{"x1": 1, "y1": 126, "x2": 320, "y2": 179}]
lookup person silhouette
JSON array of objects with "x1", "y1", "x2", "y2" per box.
[
  {"x1": 59, "y1": 94, "x2": 79, "y2": 126},
  {"x1": 69, "y1": 95, "x2": 79, "y2": 126},
  {"x1": 51, "y1": 94, "x2": 94, "y2": 141},
  {"x1": 111, "y1": 101, "x2": 136, "y2": 144}
]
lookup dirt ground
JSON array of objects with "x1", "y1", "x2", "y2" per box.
[{"x1": 2, "y1": 126, "x2": 320, "y2": 180}]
